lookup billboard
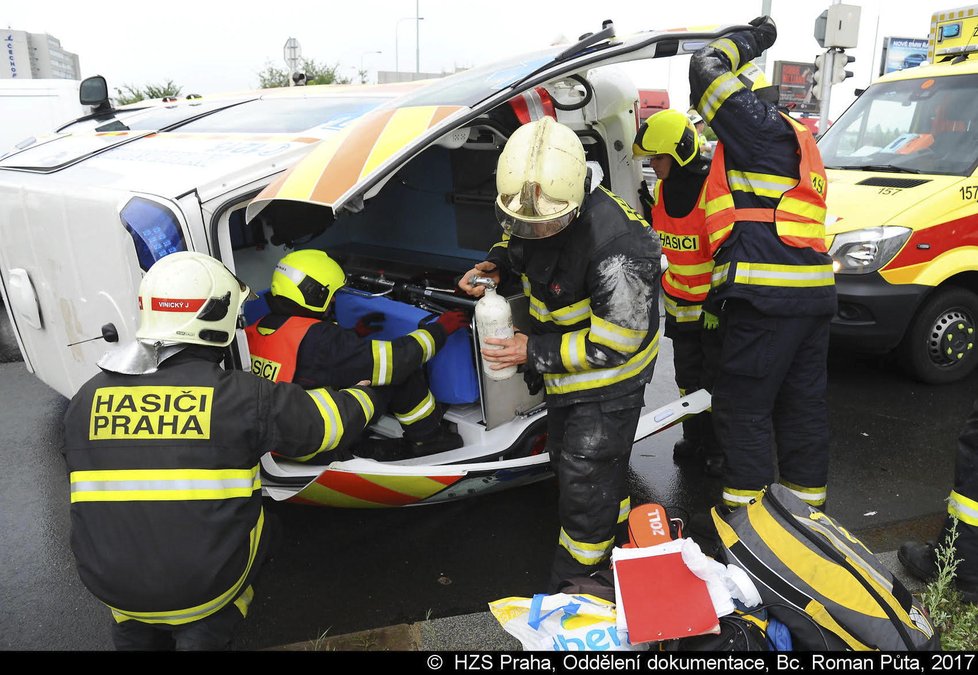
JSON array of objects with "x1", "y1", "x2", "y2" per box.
[
  {"x1": 879, "y1": 37, "x2": 929, "y2": 77},
  {"x1": 773, "y1": 61, "x2": 819, "y2": 114}
]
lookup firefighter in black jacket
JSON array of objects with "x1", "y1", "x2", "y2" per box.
[
  {"x1": 900, "y1": 399, "x2": 978, "y2": 603},
  {"x1": 63, "y1": 252, "x2": 381, "y2": 650},
  {"x1": 633, "y1": 108, "x2": 722, "y2": 477},
  {"x1": 690, "y1": 17, "x2": 836, "y2": 511},
  {"x1": 458, "y1": 117, "x2": 661, "y2": 589},
  {"x1": 246, "y1": 249, "x2": 468, "y2": 459}
]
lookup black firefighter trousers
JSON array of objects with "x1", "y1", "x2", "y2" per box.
[
  {"x1": 670, "y1": 323, "x2": 722, "y2": 459},
  {"x1": 546, "y1": 399, "x2": 642, "y2": 590},
  {"x1": 941, "y1": 398, "x2": 978, "y2": 583},
  {"x1": 712, "y1": 300, "x2": 831, "y2": 508}
]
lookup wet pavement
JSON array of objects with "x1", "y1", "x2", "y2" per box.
[{"x1": 0, "y1": 302, "x2": 974, "y2": 651}]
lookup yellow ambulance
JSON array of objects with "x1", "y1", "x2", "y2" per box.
[{"x1": 818, "y1": 5, "x2": 978, "y2": 383}]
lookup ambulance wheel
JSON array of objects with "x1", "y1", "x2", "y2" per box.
[{"x1": 899, "y1": 286, "x2": 978, "y2": 385}]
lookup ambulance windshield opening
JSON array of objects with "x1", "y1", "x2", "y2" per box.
[{"x1": 120, "y1": 197, "x2": 188, "y2": 271}]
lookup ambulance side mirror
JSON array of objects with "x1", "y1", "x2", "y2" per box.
[{"x1": 80, "y1": 75, "x2": 111, "y2": 112}]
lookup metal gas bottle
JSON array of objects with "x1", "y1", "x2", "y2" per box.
[{"x1": 473, "y1": 283, "x2": 517, "y2": 381}]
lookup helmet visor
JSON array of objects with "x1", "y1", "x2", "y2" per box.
[{"x1": 495, "y1": 202, "x2": 577, "y2": 239}]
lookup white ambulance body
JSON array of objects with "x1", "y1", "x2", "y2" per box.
[{"x1": 0, "y1": 22, "x2": 726, "y2": 507}]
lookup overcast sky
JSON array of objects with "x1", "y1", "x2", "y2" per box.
[{"x1": 5, "y1": 0, "x2": 956, "y2": 118}]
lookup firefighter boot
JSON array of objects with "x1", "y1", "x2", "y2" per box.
[
  {"x1": 703, "y1": 452, "x2": 725, "y2": 478},
  {"x1": 898, "y1": 540, "x2": 938, "y2": 582},
  {"x1": 408, "y1": 423, "x2": 463, "y2": 457},
  {"x1": 899, "y1": 540, "x2": 978, "y2": 603},
  {"x1": 354, "y1": 436, "x2": 414, "y2": 462},
  {"x1": 673, "y1": 437, "x2": 700, "y2": 463}
]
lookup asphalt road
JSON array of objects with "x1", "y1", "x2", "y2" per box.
[{"x1": 0, "y1": 304, "x2": 973, "y2": 651}]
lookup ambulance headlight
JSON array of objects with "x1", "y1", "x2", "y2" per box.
[{"x1": 829, "y1": 226, "x2": 912, "y2": 275}]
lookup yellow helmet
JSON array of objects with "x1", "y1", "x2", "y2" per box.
[
  {"x1": 136, "y1": 251, "x2": 252, "y2": 348},
  {"x1": 735, "y1": 62, "x2": 780, "y2": 103},
  {"x1": 632, "y1": 109, "x2": 700, "y2": 166},
  {"x1": 270, "y1": 249, "x2": 346, "y2": 313},
  {"x1": 495, "y1": 117, "x2": 587, "y2": 239}
]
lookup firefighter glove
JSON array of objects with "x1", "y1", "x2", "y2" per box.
[
  {"x1": 436, "y1": 310, "x2": 469, "y2": 335},
  {"x1": 638, "y1": 180, "x2": 655, "y2": 223},
  {"x1": 703, "y1": 311, "x2": 720, "y2": 331},
  {"x1": 354, "y1": 312, "x2": 386, "y2": 337},
  {"x1": 748, "y1": 15, "x2": 777, "y2": 52},
  {"x1": 523, "y1": 367, "x2": 544, "y2": 396}
]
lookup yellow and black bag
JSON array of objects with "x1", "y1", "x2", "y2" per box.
[{"x1": 712, "y1": 483, "x2": 940, "y2": 651}]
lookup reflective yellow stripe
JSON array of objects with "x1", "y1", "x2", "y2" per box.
[
  {"x1": 70, "y1": 466, "x2": 260, "y2": 502},
  {"x1": 776, "y1": 219, "x2": 827, "y2": 243},
  {"x1": 663, "y1": 296, "x2": 704, "y2": 322},
  {"x1": 705, "y1": 191, "x2": 735, "y2": 217},
  {"x1": 663, "y1": 271, "x2": 712, "y2": 297},
  {"x1": 949, "y1": 490, "x2": 978, "y2": 527},
  {"x1": 779, "y1": 196, "x2": 828, "y2": 223},
  {"x1": 395, "y1": 390, "x2": 436, "y2": 426},
  {"x1": 725, "y1": 262, "x2": 835, "y2": 288},
  {"x1": 667, "y1": 260, "x2": 714, "y2": 276},
  {"x1": 409, "y1": 329, "x2": 436, "y2": 363},
  {"x1": 726, "y1": 170, "x2": 796, "y2": 198},
  {"x1": 709, "y1": 223, "x2": 734, "y2": 246},
  {"x1": 305, "y1": 389, "x2": 343, "y2": 457},
  {"x1": 590, "y1": 315, "x2": 647, "y2": 354},
  {"x1": 559, "y1": 329, "x2": 589, "y2": 372},
  {"x1": 233, "y1": 585, "x2": 254, "y2": 618},
  {"x1": 371, "y1": 341, "x2": 393, "y2": 385},
  {"x1": 698, "y1": 71, "x2": 743, "y2": 125},
  {"x1": 710, "y1": 38, "x2": 741, "y2": 71},
  {"x1": 722, "y1": 487, "x2": 764, "y2": 507},
  {"x1": 558, "y1": 528, "x2": 614, "y2": 565},
  {"x1": 602, "y1": 186, "x2": 646, "y2": 224},
  {"x1": 521, "y1": 275, "x2": 531, "y2": 297},
  {"x1": 617, "y1": 496, "x2": 631, "y2": 525},
  {"x1": 780, "y1": 480, "x2": 827, "y2": 507},
  {"x1": 529, "y1": 295, "x2": 591, "y2": 326},
  {"x1": 109, "y1": 510, "x2": 265, "y2": 625},
  {"x1": 544, "y1": 332, "x2": 659, "y2": 394},
  {"x1": 344, "y1": 387, "x2": 375, "y2": 424}
]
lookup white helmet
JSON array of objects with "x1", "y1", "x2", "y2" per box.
[
  {"x1": 136, "y1": 251, "x2": 252, "y2": 347},
  {"x1": 495, "y1": 117, "x2": 587, "y2": 239}
]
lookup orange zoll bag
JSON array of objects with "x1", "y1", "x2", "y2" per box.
[{"x1": 713, "y1": 483, "x2": 940, "y2": 651}]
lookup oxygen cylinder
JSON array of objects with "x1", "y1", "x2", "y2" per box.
[{"x1": 475, "y1": 285, "x2": 517, "y2": 381}]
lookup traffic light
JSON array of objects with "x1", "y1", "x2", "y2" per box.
[
  {"x1": 832, "y1": 51, "x2": 856, "y2": 84},
  {"x1": 812, "y1": 53, "x2": 827, "y2": 99}
]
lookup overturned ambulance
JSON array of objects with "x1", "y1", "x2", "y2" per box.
[{"x1": 0, "y1": 21, "x2": 725, "y2": 507}]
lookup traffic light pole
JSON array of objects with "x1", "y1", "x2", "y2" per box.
[{"x1": 818, "y1": 49, "x2": 835, "y2": 135}]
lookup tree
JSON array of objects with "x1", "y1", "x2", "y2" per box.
[
  {"x1": 114, "y1": 80, "x2": 183, "y2": 105},
  {"x1": 257, "y1": 58, "x2": 352, "y2": 88}
]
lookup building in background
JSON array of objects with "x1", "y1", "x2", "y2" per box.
[{"x1": 2, "y1": 30, "x2": 80, "y2": 79}]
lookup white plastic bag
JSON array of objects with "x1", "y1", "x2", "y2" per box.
[{"x1": 489, "y1": 593, "x2": 646, "y2": 652}]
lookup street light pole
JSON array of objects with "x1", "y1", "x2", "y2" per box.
[
  {"x1": 360, "y1": 50, "x2": 382, "y2": 83},
  {"x1": 415, "y1": 0, "x2": 421, "y2": 74},
  {"x1": 395, "y1": 16, "x2": 424, "y2": 76}
]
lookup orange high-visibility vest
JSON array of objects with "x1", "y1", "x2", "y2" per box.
[
  {"x1": 704, "y1": 112, "x2": 828, "y2": 256},
  {"x1": 652, "y1": 179, "x2": 713, "y2": 303},
  {"x1": 244, "y1": 316, "x2": 319, "y2": 383}
]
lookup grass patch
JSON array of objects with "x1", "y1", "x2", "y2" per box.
[{"x1": 920, "y1": 520, "x2": 978, "y2": 651}]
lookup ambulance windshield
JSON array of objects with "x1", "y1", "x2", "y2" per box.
[{"x1": 818, "y1": 72, "x2": 978, "y2": 177}]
